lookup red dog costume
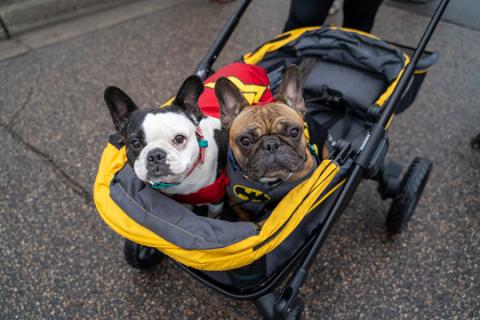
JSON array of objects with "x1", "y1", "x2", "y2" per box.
[{"x1": 172, "y1": 62, "x2": 274, "y2": 204}]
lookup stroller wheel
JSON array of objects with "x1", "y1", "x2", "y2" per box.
[
  {"x1": 385, "y1": 158, "x2": 432, "y2": 235},
  {"x1": 124, "y1": 239, "x2": 163, "y2": 269}
]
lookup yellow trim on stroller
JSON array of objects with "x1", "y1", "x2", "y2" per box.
[
  {"x1": 94, "y1": 143, "x2": 339, "y2": 271},
  {"x1": 94, "y1": 26, "x2": 415, "y2": 272},
  {"x1": 242, "y1": 26, "x2": 410, "y2": 109}
]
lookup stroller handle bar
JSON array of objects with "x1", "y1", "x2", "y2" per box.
[{"x1": 195, "y1": 0, "x2": 253, "y2": 80}]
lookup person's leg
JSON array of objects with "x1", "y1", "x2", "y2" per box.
[
  {"x1": 342, "y1": 0, "x2": 383, "y2": 33},
  {"x1": 284, "y1": 0, "x2": 335, "y2": 32}
]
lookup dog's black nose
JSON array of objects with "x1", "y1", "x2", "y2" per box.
[
  {"x1": 263, "y1": 136, "x2": 281, "y2": 153},
  {"x1": 147, "y1": 148, "x2": 167, "y2": 165}
]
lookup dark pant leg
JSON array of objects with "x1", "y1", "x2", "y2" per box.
[
  {"x1": 283, "y1": 0, "x2": 335, "y2": 32},
  {"x1": 342, "y1": 0, "x2": 383, "y2": 33},
  {"x1": 471, "y1": 132, "x2": 480, "y2": 149}
]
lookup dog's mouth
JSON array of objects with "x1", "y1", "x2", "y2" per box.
[
  {"x1": 247, "y1": 148, "x2": 305, "y2": 182},
  {"x1": 147, "y1": 156, "x2": 200, "y2": 185},
  {"x1": 259, "y1": 165, "x2": 296, "y2": 181},
  {"x1": 258, "y1": 171, "x2": 293, "y2": 185},
  {"x1": 147, "y1": 167, "x2": 189, "y2": 184}
]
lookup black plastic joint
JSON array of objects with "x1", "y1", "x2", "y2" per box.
[
  {"x1": 273, "y1": 268, "x2": 308, "y2": 318},
  {"x1": 377, "y1": 162, "x2": 403, "y2": 199},
  {"x1": 366, "y1": 105, "x2": 383, "y2": 122},
  {"x1": 356, "y1": 125, "x2": 386, "y2": 170},
  {"x1": 366, "y1": 136, "x2": 389, "y2": 178},
  {"x1": 255, "y1": 293, "x2": 277, "y2": 320},
  {"x1": 195, "y1": 67, "x2": 212, "y2": 81}
]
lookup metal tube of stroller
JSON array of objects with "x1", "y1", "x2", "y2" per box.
[
  {"x1": 195, "y1": 0, "x2": 253, "y2": 80},
  {"x1": 356, "y1": 0, "x2": 450, "y2": 169},
  {"x1": 274, "y1": 166, "x2": 364, "y2": 318}
]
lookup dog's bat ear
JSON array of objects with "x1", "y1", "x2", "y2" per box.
[
  {"x1": 215, "y1": 77, "x2": 249, "y2": 129},
  {"x1": 276, "y1": 64, "x2": 306, "y2": 116},
  {"x1": 104, "y1": 86, "x2": 139, "y2": 134},
  {"x1": 173, "y1": 75, "x2": 204, "y2": 122}
]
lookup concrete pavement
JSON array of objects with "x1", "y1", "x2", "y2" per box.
[
  {"x1": 0, "y1": 0, "x2": 479, "y2": 319},
  {"x1": 0, "y1": 0, "x2": 191, "y2": 61},
  {"x1": 0, "y1": 0, "x2": 135, "y2": 39},
  {"x1": 386, "y1": 0, "x2": 480, "y2": 31}
]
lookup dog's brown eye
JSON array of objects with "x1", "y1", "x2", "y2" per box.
[
  {"x1": 130, "y1": 139, "x2": 142, "y2": 149},
  {"x1": 289, "y1": 127, "x2": 300, "y2": 138},
  {"x1": 240, "y1": 136, "x2": 251, "y2": 147},
  {"x1": 174, "y1": 134, "x2": 186, "y2": 144}
]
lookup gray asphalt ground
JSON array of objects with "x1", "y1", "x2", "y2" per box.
[
  {"x1": 387, "y1": 0, "x2": 480, "y2": 31},
  {"x1": 1, "y1": 0, "x2": 479, "y2": 319}
]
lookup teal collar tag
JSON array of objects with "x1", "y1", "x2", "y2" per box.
[
  {"x1": 198, "y1": 139, "x2": 208, "y2": 148},
  {"x1": 151, "y1": 181, "x2": 180, "y2": 189}
]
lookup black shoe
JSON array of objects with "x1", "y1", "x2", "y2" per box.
[{"x1": 471, "y1": 132, "x2": 480, "y2": 150}]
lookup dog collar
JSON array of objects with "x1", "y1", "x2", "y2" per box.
[
  {"x1": 150, "y1": 127, "x2": 208, "y2": 190},
  {"x1": 151, "y1": 181, "x2": 180, "y2": 189},
  {"x1": 183, "y1": 126, "x2": 209, "y2": 177}
]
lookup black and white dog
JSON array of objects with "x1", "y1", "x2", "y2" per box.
[{"x1": 104, "y1": 76, "x2": 226, "y2": 215}]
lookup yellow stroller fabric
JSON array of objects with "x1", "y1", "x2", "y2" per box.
[
  {"x1": 94, "y1": 141, "x2": 341, "y2": 271},
  {"x1": 94, "y1": 26, "x2": 409, "y2": 271}
]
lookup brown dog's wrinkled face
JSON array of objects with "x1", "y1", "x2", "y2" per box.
[
  {"x1": 216, "y1": 65, "x2": 312, "y2": 183},
  {"x1": 227, "y1": 103, "x2": 307, "y2": 182}
]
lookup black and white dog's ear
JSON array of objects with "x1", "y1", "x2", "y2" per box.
[
  {"x1": 276, "y1": 64, "x2": 306, "y2": 116},
  {"x1": 173, "y1": 75, "x2": 204, "y2": 123},
  {"x1": 215, "y1": 77, "x2": 249, "y2": 129},
  {"x1": 104, "y1": 86, "x2": 139, "y2": 134}
]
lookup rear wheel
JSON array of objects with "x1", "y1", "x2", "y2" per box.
[
  {"x1": 124, "y1": 239, "x2": 163, "y2": 269},
  {"x1": 385, "y1": 158, "x2": 432, "y2": 235}
]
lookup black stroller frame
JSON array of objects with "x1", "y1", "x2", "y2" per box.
[{"x1": 123, "y1": 1, "x2": 451, "y2": 319}]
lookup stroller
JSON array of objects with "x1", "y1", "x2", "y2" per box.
[{"x1": 94, "y1": 0, "x2": 450, "y2": 319}]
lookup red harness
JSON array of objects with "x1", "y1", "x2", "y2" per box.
[
  {"x1": 170, "y1": 62, "x2": 273, "y2": 204},
  {"x1": 182, "y1": 127, "x2": 207, "y2": 177}
]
